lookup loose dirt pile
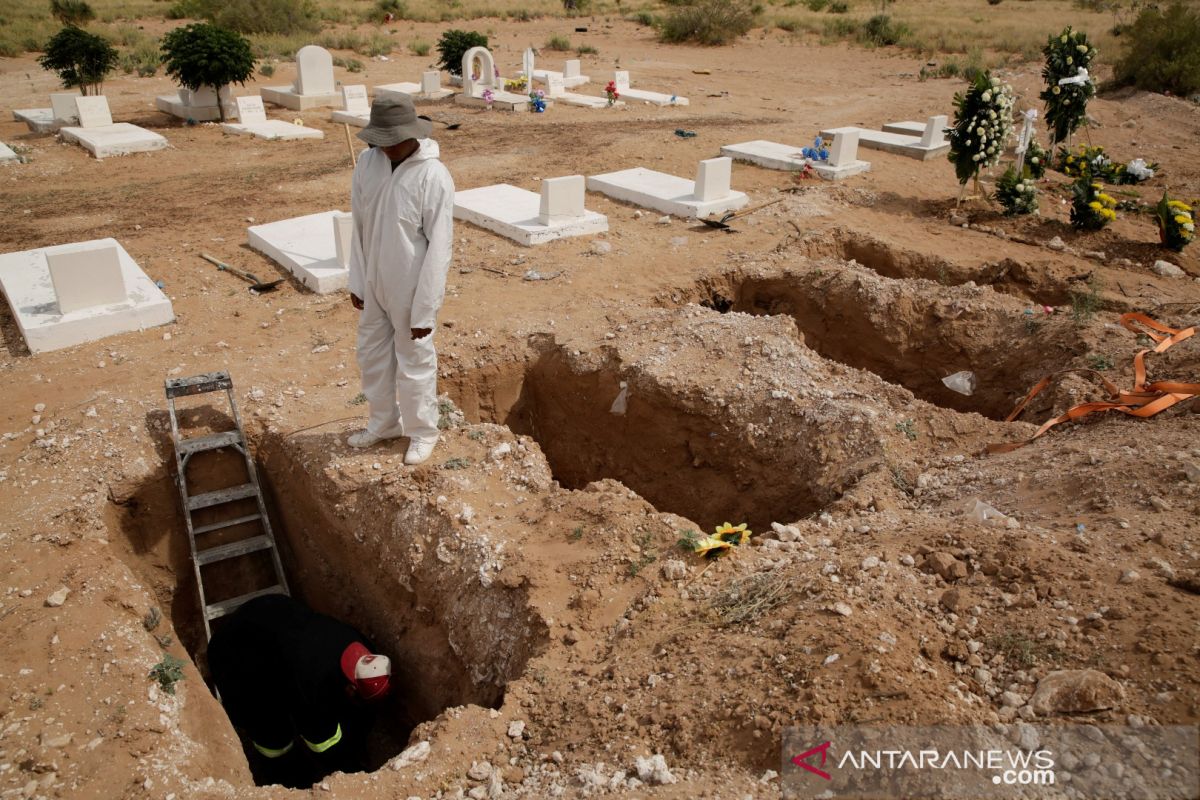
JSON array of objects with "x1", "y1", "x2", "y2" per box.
[{"x1": 1, "y1": 17, "x2": 1199, "y2": 800}]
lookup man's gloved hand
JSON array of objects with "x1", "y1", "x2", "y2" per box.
[
  {"x1": 350, "y1": 293, "x2": 364, "y2": 311},
  {"x1": 410, "y1": 328, "x2": 432, "y2": 340}
]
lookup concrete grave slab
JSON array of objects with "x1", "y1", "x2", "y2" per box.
[
  {"x1": 375, "y1": 72, "x2": 455, "y2": 104},
  {"x1": 721, "y1": 139, "x2": 871, "y2": 181},
  {"x1": 155, "y1": 84, "x2": 233, "y2": 122},
  {"x1": 586, "y1": 162, "x2": 747, "y2": 218},
  {"x1": 331, "y1": 84, "x2": 370, "y2": 126},
  {"x1": 59, "y1": 95, "x2": 168, "y2": 159},
  {"x1": 0, "y1": 142, "x2": 18, "y2": 164},
  {"x1": 45, "y1": 240, "x2": 127, "y2": 313},
  {"x1": 0, "y1": 238, "x2": 174, "y2": 353},
  {"x1": 611, "y1": 71, "x2": 688, "y2": 107},
  {"x1": 819, "y1": 120, "x2": 950, "y2": 161},
  {"x1": 14, "y1": 93, "x2": 79, "y2": 134},
  {"x1": 454, "y1": 179, "x2": 607, "y2": 246},
  {"x1": 261, "y1": 45, "x2": 341, "y2": 110},
  {"x1": 540, "y1": 74, "x2": 623, "y2": 109},
  {"x1": 223, "y1": 96, "x2": 323, "y2": 140},
  {"x1": 247, "y1": 211, "x2": 350, "y2": 293},
  {"x1": 533, "y1": 60, "x2": 590, "y2": 89}
]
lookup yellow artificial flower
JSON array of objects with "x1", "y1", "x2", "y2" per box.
[
  {"x1": 1176, "y1": 215, "x2": 1191, "y2": 225},
  {"x1": 1167, "y1": 200, "x2": 1191, "y2": 211},
  {"x1": 713, "y1": 522, "x2": 752, "y2": 547},
  {"x1": 1091, "y1": 183, "x2": 1102, "y2": 190},
  {"x1": 692, "y1": 536, "x2": 733, "y2": 558},
  {"x1": 1100, "y1": 208, "x2": 1116, "y2": 220},
  {"x1": 1088, "y1": 201, "x2": 1102, "y2": 210},
  {"x1": 1066, "y1": 156, "x2": 1075, "y2": 163}
]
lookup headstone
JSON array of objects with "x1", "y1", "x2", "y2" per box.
[
  {"x1": 44, "y1": 240, "x2": 127, "y2": 313},
  {"x1": 523, "y1": 48, "x2": 535, "y2": 87},
  {"x1": 613, "y1": 70, "x2": 631, "y2": 91},
  {"x1": 74, "y1": 96, "x2": 113, "y2": 128},
  {"x1": 50, "y1": 93, "x2": 79, "y2": 123},
  {"x1": 564, "y1": 60, "x2": 581, "y2": 79},
  {"x1": 462, "y1": 46, "x2": 497, "y2": 98},
  {"x1": 420, "y1": 71, "x2": 441, "y2": 95},
  {"x1": 828, "y1": 131, "x2": 859, "y2": 167},
  {"x1": 694, "y1": 157, "x2": 732, "y2": 202},
  {"x1": 545, "y1": 74, "x2": 566, "y2": 98},
  {"x1": 538, "y1": 176, "x2": 586, "y2": 225},
  {"x1": 920, "y1": 115, "x2": 948, "y2": 148},
  {"x1": 236, "y1": 95, "x2": 267, "y2": 125},
  {"x1": 342, "y1": 84, "x2": 369, "y2": 114},
  {"x1": 191, "y1": 85, "x2": 219, "y2": 107},
  {"x1": 332, "y1": 212, "x2": 354, "y2": 269},
  {"x1": 294, "y1": 45, "x2": 335, "y2": 96}
]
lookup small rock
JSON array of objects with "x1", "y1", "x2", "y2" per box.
[
  {"x1": 832, "y1": 602, "x2": 853, "y2": 617},
  {"x1": 1001, "y1": 691, "x2": 1024, "y2": 708},
  {"x1": 489, "y1": 442, "x2": 513, "y2": 461},
  {"x1": 633, "y1": 210, "x2": 644, "y2": 219},
  {"x1": 660, "y1": 559, "x2": 687, "y2": 581},
  {"x1": 42, "y1": 733, "x2": 72, "y2": 748},
  {"x1": 1183, "y1": 461, "x2": 1200, "y2": 483},
  {"x1": 925, "y1": 551, "x2": 967, "y2": 582},
  {"x1": 656, "y1": 215, "x2": 671, "y2": 225},
  {"x1": 45, "y1": 587, "x2": 70, "y2": 607},
  {"x1": 669, "y1": 236, "x2": 688, "y2": 247},
  {"x1": 860, "y1": 556, "x2": 880, "y2": 570},
  {"x1": 1118, "y1": 569, "x2": 1139, "y2": 584},
  {"x1": 634, "y1": 754, "x2": 676, "y2": 785},
  {"x1": 33, "y1": 403, "x2": 45, "y2": 413},
  {"x1": 1149, "y1": 495, "x2": 1172, "y2": 512},
  {"x1": 590, "y1": 240, "x2": 612, "y2": 255},
  {"x1": 391, "y1": 741, "x2": 430, "y2": 770},
  {"x1": 507, "y1": 720, "x2": 526, "y2": 739},
  {"x1": 468, "y1": 761, "x2": 493, "y2": 781},
  {"x1": 939, "y1": 588, "x2": 963, "y2": 612},
  {"x1": 1152, "y1": 260, "x2": 1185, "y2": 278},
  {"x1": 1028, "y1": 669, "x2": 1125, "y2": 715},
  {"x1": 1047, "y1": 236, "x2": 1066, "y2": 251}
]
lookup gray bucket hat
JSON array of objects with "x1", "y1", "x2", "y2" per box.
[{"x1": 356, "y1": 95, "x2": 433, "y2": 147}]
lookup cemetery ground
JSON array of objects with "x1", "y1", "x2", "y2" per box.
[{"x1": 2, "y1": 16, "x2": 1200, "y2": 800}]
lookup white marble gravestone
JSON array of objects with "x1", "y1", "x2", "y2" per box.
[
  {"x1": 610, "y1": 70, "x2": 688, "y2": 107},
  {"x1": 45, "y1": 240, "x2": 127, "y2": 313},
  {"x1": 156, "y1": 83, "x2": 233, "y2": 122},
  {"x1": 248, "y1": 211, "x2": 350, "y2": 293},
  {"x1": 820, "y1": 116, "x2": 950, "y2": 161},
  {"x1": 454, "y1": 176, "x2": 606, "y2": 246},
  {"x1": 0, "y1": 238, "x2": 174, "y2": 353},
  {"x1": 694, "y1": 157, "x2": 732, "y2": 202},
  {"x1": 59, "y1": 96, "x2": 168, "y2": 159},
  {"x1": 332, "y1": 212, "x2": 354, "y2": 269},
  {"x1": 331, "y1": 85, "x2": 370, "y2": 126},
  {"x1": 223, "y1": 96, "x2": 324, "y2": 140},
  {"x1": 721, "y1": 133, "x2": 871, "y2": 182},
  {"x1": 261, "y1": 45, "x2": 342, "y2": 110},
  {"x1": 421, "y1": 72, "x2": 442, "y2": 95},
  {"x1": 586, "y1": 160, "x2": 747, "y2": 218},
  {"x1": 375, "y1": 72, "x2": 455, "y2": 104},
  {"x1": 13, "y1": 93, "x2": 79, "y2": 134}
]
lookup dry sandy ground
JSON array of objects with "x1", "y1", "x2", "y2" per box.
[{"x1": 1, "y1": 17, "x2": 1199, "y2": 800}]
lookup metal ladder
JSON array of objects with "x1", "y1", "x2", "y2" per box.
[{"x1": 165, "y1": 371, "x2": 289, "y2": 641}]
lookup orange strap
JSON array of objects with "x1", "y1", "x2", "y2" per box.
[{"x1": 988, "y1": 313, "x2": 1199, "y2": 454}]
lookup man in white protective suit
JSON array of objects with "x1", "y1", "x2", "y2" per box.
[{"x1": 345, "y1": 96, "x2": 455, "y2": 465}]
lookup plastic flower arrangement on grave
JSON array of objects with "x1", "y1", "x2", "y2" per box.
[
  {"x1": 996, "y1": 165, "x2": 1038, "y2": 216},
  {"x1": 800, "y1": 136, "x2": 829, "y2": 162},
  {"x1": 1155, "y1": 193, "x2": 1194, "y2": 252},
  {"x1": 1026, "y1": 138, "x2": 1048, "y2": 180},
  {"x1": 481, "y1": 88, "x2": 494, "y2": 107},
  {"x1": 505, "y1": 76, "x2": 528, "y2": 92},
  {"x1": 528, "y1": 88, "x2": 547, "y2": 113},
  {"x1": 605, "y1": 80, "x2": 619, "y2": 106},
  {"x1": 947, "y1": 71, "x2": 1015, "y2": 187},
  {"x1": 1070, "y1": 177, "x2": 1117, "y2": 231},
  {"x1": 1040, "y1": 26, "x2": 1096, "y2": 145},
  {"x1": 1055, "y1": 144, "x2": 1157, "y2": 185}
]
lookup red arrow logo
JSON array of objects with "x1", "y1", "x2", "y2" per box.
[{"x1": 791, "y1": 741, "x2": 833, "y2": 780}]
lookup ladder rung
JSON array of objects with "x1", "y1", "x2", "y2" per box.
[
  {"x1": 165, "y1": 371, "x2": 233, "y2": 398},
  {"x1": 187, "y1": 483, "x2": 257, "y2": 511},
  {"x1": 196, "y1": 534, "x2": 273, "y2": 566},
  {"x1": 176, "y1": 429, "x2": 243, "y2": 456},
  {"x1": 192, "y1": 512, "x2": 262, "y2": 535},
  {"x1": 205, "y1": 586, "x2": 286, "y2": 621}
]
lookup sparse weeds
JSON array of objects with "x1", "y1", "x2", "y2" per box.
[
  {"x1": 988, "y1": 631, "x2": 1061, "y2": 667},
  {"x1": 1070, "y1": 275, "x2": 1102, "y2": 326},
  {"x1": 149, "y1": 654, "x2": 186, "y2": 695},
  {"x1": 710, "y1": 572, "x2": 794, "y2": 625},
  {"x1": 408, "y1": 37, "x2": 431, "y2": 56},
  {"x1": 348, "y1": 392, "x2": 367, "y2": 405},
  {"x1": 628, "y1": 531, "x2": 657, "y2": 577},
  {"x1": 1085, "y1": 352, "x2": 1113, "y2": 371},
  {"x1": 569, "y1": 525, "x2": 584, "y2": 541},
  {"x1": 659, "y1": 0, "x2": 759, "y2": 45},
  {"x1": 442, "y1": 456, "x2": 472, "y2": 470},
  {"x1": 545, "y1": 33, "x2": 571, "y2": 50},
  {"x1": 896, "y1": 419, "x2": 918, "y2": 440}
]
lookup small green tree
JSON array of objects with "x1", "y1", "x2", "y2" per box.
[
  {"x1": 161, "y1": 23, "x2": 254, "y2": 121},
  {"x1": 1113, "y1": 3, "x2": 1200, "y2": 97},
  {"x1": 436, "y1": 29, "x2": 488, "y2": 77},
  {"x1": 38, "y1": 26, "x2": 117, "y2": 95},
  {"x1": 50, "y1": 0, "x2": 96, "y2": 25}
]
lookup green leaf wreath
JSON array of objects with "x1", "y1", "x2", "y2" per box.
[
  {"x1": 947, "y1": 71, "x2": 1015, "y2": 187},
  {"x1": 1040, "y1": 26, "x2": 1097, "y2": 146}
]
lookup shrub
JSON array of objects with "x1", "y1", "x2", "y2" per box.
[
  {"x1": 38, "y1": 25, "x2": 118, "y2": 95},
  {"x1": 360, "y1": 31, "x2": 393, "y2": 56},
  {"x1": 631, "y1": 11, "x2": 656, "y2": 25},
  {"x1": 119, "y1": 38, "x2": 161, "y2": 76},
  {"x1": 161, "y1": 23, "x2": 254, "y2": 119},
  {"x1": 436, "y1": 29, "x2": 487, "y2": 76},
  {"x1": 408, "y1": 38, "x2": 431, "y2": 56},
  {"x1": 167, "y1": 0, "x2": 320, "y2": 35},
  {"x1": 371, "y1": 0, "x2": 407, "y2": 21},
  {"x1": 546, "y1": 34, "x2": 571, "y2": 50},
  {"x1": 658, "y1": 0, "x2": 758, "y2": 45},
  {"x1": 776, "y1": 17, "x2": 801, "y2": 32},
  {"x1": 563, "y1": 0, "x2": 590, "y2": 10},
  {"x1": 827, "y1": 1, "x2": 849, "y2": 12},
  {"x1": 258, "y1": 61, "x2": 275, "y2": 76},
  {"x1": 577, "y1": 44, "x2": 598, "y2": 55},
  {"x1": 860, "y1": 13, "x2": 908, "y2": 45},
  {"x1": 1113, "y1": 3, "x2": 1200, "y2": 97},
  {"x1": 50, "y1": 0, "x2": 96, "y2": 25},
  {"x1": 806, "y1": 0, "x2": 828, "y2": 10},
  {"x1": 333, "y1": 55, "x2": 364, "y2": 72}
]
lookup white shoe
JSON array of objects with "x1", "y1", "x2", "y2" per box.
[
  {"x1": 404, "y1": 437, "x2": 437, "y2": 465},
  {"x1": 347, "y1": 426, "x2": 404, "y2": 448}
]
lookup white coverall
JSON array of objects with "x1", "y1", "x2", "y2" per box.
[{"x1": 348, "y1": 139, "x2": 455, "y2": 442}]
